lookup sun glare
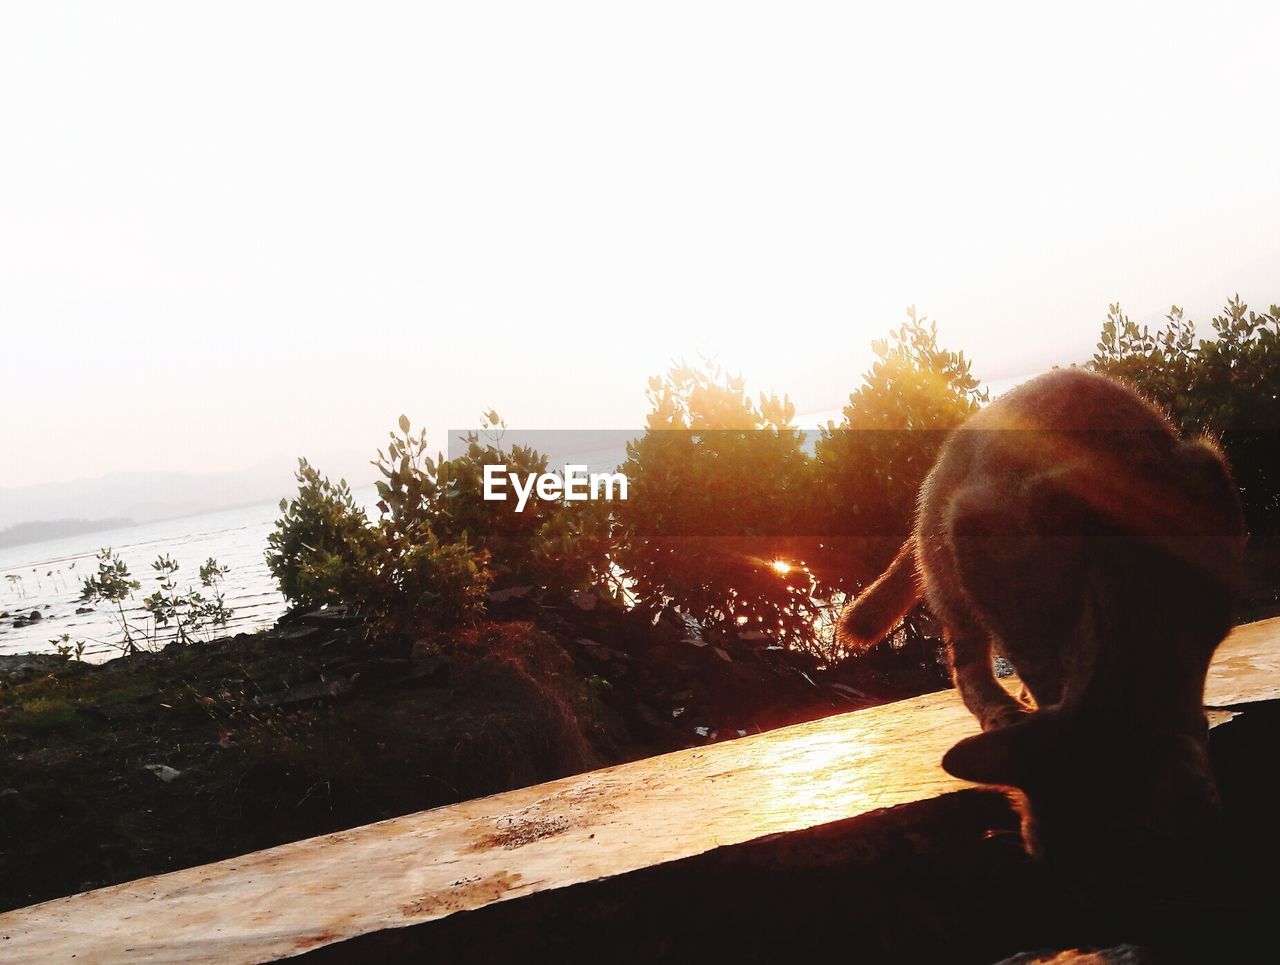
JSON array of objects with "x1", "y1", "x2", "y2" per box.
[{"x1": 770, "y1": 560, "x2": 793, "y2": 575}]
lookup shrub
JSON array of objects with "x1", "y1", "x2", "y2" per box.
[
  {"x1": 1090, "y1": 295, "x2": 1280, "y2": 605},
  {"x1": 808, "y1": 308, "x2": 987, "y2": 576},
  {"x1": 1090, "y1": 296, "x2": 1280, "y2": 528},
  {"x1": 268, "y1": 411, "x2": 617, "y2": 638},
  {"x1": 268, "y1": 448, "x2": 491, "y2": 636},
  {"x1": 613, "y1": 360, "x2": 817, "y2": 648},
  {"x1": 416, "y1": 412, "x2": 615, "y2": 596},
  {"x1": 80, "y1": 548, "x2": 233, "y2": 652},
  {"x1": 141, "y1": 555, "x2": 233, "y2": 645},
  {"x1": 79, "y1": 548, "x2": 143, "y2": 651},
  {"x1": 805, "y1": 308, "x2": 987, "y2": 663},
  {"x1": 266, "y1": 461, "x2": 373, "y2": 611}
]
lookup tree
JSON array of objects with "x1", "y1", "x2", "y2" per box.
[
  {"x1": 613, "y1": 359, "x2": 817, "y2": 648},
  {"x1": 267, "y1": 411, "x2": 617, "y2": 640},
  {"x1": 79, "y1": 549, "x2": 143, "y2": 652},
  {"x1": 806, "y1": 308, "x2": 987, "y2": 665},
  {"x1": 1091, "y1": 295, "x2": 1280, "y2": 607}
]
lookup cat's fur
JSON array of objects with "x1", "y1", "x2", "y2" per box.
[{"x1": 837, "y1": 369, "x2": 1245, "y2": 878}]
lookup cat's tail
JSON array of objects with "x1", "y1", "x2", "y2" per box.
[{"x1": 835, "y1": 538, "x2": 922, "y2": 652}]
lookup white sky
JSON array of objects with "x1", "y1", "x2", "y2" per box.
[{"x1": 2, "y1": 1, "x2": 1278, "y2": 488}]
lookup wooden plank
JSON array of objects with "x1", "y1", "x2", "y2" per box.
[
  {"x1": 2, "y1": 616, "x2": 1277, "y2": 964},
  {"x1": 1204, "y1": 615, "x2": 1280, "y2": 706}
]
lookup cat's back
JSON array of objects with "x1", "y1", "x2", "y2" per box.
[
  {"x1": 968, "y1": 367, "x2": 1171, "y2": 435},
  {"x1": 923, "y1": 368, "x2": 1241, "y2": 597},
  {"x1": 921, "y1": 368, "x2": 1186, "y2": 529},
  {"x1": 940, "y1": 368, "x2": 1177, "y2": 482}
]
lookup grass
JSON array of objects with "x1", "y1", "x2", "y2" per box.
[{"x1": 0, "y1": 620, "x2": 611, "y2": 913}]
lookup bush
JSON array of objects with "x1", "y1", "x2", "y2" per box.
[
  {"x1": 266, "y1": 461, "x2": 376, "y2": 612},
  {"x1": 1090, "y1": 296, "x2": 1280, "y2": 528},
  {"x1": 808, "y1": 308, "x2": 987, "y2": 579},
  {"x1": 805, "y1": 308, "x2": 987, "y2": 664},
  {"x1": 613, "y1": 360, "x2": 818, "y2": 648},
  {"x1": 423, "y1": 412, "x2": 615, "y2": 596},
  {"x1": 268, "y1": 447, "x2": 491, "y2": 637},
  {"x1": 613, "y1": 324, "x2": 986, "y2": 661},
  {"x1": 1090, "y1": 295, "x2": 1280, "y2": 606},
  {"x1": 268, "y1": 412, "x2": 617, "y2": 638},
  {"x1": 78, "y1": 548, "x2": 142, "y2": 650},
  {"x1": 80, "y1": 548, "x2": 233, "y2": 652},
  {"x1": 265, "y1": 296, "x2": 1279, "y2": 664},
  {"x1": 141, "y1": 555, "x2": 233, "y2": 645}
]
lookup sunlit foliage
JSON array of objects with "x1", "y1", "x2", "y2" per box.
[
  {"x1": 1091, "y1": 295, "x2": 1280, "y2": 604},
  {"x1": 612, "y1": 359, "x2": 817, "y2": 648},
  {"x1": 267, "y1": 295, "x2": 1277, "y2": 667},
  {"x1": 802, "y1": 308, "x2": 987, "y2": 665},
  {"x1": 425, "y1": 412, "x2": 616, "y2": 596},
  {"x1": 268, "y1": 412, "x2": 617, "y2": 639}
]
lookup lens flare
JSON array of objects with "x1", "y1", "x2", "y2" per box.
[{"x1": 770, "y1": 560, "x2": 792, "y2": 575}]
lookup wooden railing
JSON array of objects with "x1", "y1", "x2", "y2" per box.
[{"x1": 2, "y1": 617, "x2": 1278, "y2": 963}]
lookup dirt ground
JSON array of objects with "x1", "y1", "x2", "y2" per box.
[{"x1": 0, "y1": 598, "x2": 907, "y2": 912}]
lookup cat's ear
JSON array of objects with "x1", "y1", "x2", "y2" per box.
[{"x1": 941, "y1": 713, "x2": 1060, "y2": 789}]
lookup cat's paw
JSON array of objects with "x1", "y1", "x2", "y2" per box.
[{"x1": 981, "y1": 705, "x2": 1035, "y2": 732}]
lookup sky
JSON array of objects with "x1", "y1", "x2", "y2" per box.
[{"x1": 2, "y1": 1, "x2": 1278, "y2": 489}]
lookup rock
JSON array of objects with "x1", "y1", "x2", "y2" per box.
[
  {"x1": 297, "y1": 605, "x2": 360, "y2": 629},
  {"x1": 635, "y1": 702, "x2": 667, "y2": 727},
  {"x1": 388, "y1": 645, "x2": 450, "y2": 686},
  {"x1": 143, "y1": 764, "x2": 182, "y2": 783},
  {"x1": 488, "y1": 585, "x2": 533, "y2": 603},
  {"x1": 0, "y1": 654, "x2": 69, "y2": 676},
  {"x1": 643, "y1": 644, "x2": 670, "y2": 663},
  {"x1": 997, "y1": 946, "x2": 1156, "y2": 965},
  {"x1": 271, "y1": 623, "x2": 325, "y2": 644},
  {"x1": 76, "y1": 606, "x2": 95, "y2": 614},
  {"x1": 580, "y1": 644, "x2": 628, "y2": 666},
  {"x1": 28, "y1": 610, "x2": 42, "y2": 622},
  {"x1": 829, "y1": 683, "x2": 868, "y2": 701},
  {"x1": 569, "y1": 590, "x2": 598, "y2": 612},
  {"x1": 252, "y1": 676, "x2": 353, "y2": 708},
  {"x1": 403, "y1": 653, "x2": 450, "y2": 685},
  {"x1": 647, "y1": 607, "x2": 687, "y2": 646},
  {"x1": 410, "y1": 638, "x2": 440, "y2": 662}
]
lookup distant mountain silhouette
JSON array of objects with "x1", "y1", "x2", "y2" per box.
[
  {"x1": 0, "y1": 453, "x2": 375, "y2": 532},
  {"x1": 0, "y1": 518, "x2": 137, "y2": 549}
]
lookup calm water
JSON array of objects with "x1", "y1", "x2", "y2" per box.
[{"x1": 0, "y1": 488, "x2": 373, "y2": 662}]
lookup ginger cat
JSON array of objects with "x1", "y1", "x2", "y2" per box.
[{"x1": 838, "y1": 369, "x2": 1245, "y2": 877}]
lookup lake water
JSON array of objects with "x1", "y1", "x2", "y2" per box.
[{"x1": 0, "y1": 491, "x2": 374, "y2": 661}]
